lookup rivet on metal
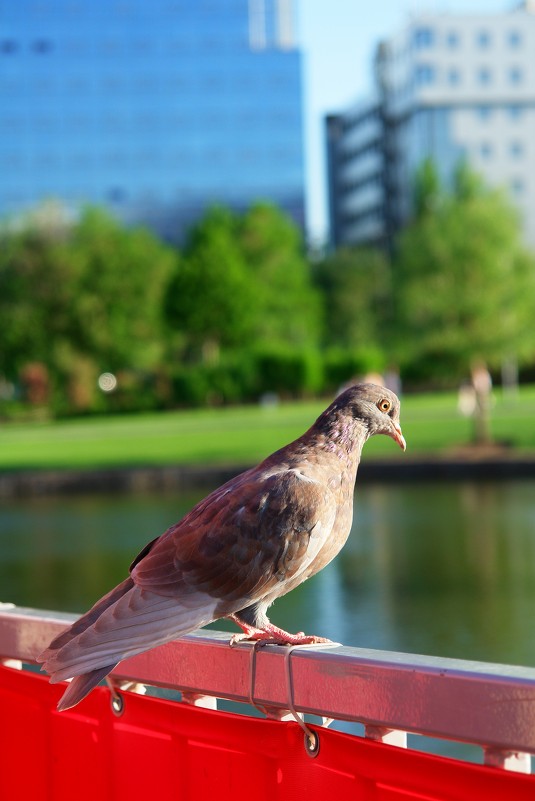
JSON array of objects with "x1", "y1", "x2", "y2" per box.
[
  {"x1": 304, "y1": 729, "x2": 320, "y2": 758},
  {"x1": 110, "y1": 692, "x2": 124, "y2": 716}
]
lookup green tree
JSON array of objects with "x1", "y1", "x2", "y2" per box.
[
  {"x1": 394, "y1": 162, "x2": 535, "y2": 438},
  {"x1": 166, "y1": 203, "x2": 321, "y2": 360},
  {"x1": 413, "y1": 156, "x2": 442, "y2": 217},
  {"x1": 0, "y1": 211, "x2": 79, "y2": 380},
  {"x1": 313, "y1": 246, "x2": 391, "y2": 352},
  {"x1": 70, "y1": 207, "x2": 174, "y2": 370},
  {"x1": 238, "y1": 202, "x2": 321, "y2": 348},
  {"x1": 0, "y1": 204, "x2": 174, "y2": 410},
  {"x1": 165, "y1": 206, "x2": 256, "y2": 361}
]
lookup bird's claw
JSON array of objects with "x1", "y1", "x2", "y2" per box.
[
  {"x1": 229, "y1": 632, "x2": 257, "y2": 647},
  {"x1": 229, "y1": 628, "x2": 333, "y2": 647}
]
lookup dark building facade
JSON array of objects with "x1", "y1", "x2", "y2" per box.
[
  {"x1": 325, "y1": 100, "x2": 391, "y2": 251},
  {"x1": 0, "y1": 0, "x2": 305, "y2": 239}
]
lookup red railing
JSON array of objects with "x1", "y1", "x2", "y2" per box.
[{"x1": 1, "y1": 604, "x2": 534, "y2": 800}]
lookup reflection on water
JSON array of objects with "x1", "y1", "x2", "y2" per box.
[{"x1": 2, "y1": 480, "x2": 535, "y2": 667}]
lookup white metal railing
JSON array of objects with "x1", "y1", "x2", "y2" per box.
[{"x1": 1, "y1": 604, "x2": 534, "y2": 773}]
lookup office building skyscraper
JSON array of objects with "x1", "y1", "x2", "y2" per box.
[
  {"x1": 326, "y1": 3, "x2": 535, "y2": 250},
  {"x1": 0, "y1": 0, "x2": 305, "y2": 239}
]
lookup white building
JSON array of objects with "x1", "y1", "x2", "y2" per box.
[{"x1": 326, "y1": 2, "x2": 535, "y2": 249}]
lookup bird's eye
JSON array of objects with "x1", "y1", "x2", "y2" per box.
[{"x1": 377, "y1": 398, "x2": 391, "y2": 413}]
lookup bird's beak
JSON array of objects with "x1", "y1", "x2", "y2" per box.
[{"x1": 390, "y1": 422, "x2": 407, "y2": 451}]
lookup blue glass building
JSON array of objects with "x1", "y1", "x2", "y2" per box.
[{"x1": 0, "y1": 0, "x2": 305, "y2": 239}]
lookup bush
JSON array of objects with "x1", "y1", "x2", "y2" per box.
[
  {"x1": 19, "y1": 362, "x2": 50, "y2": 405},
  {"x1": 323, "y1": 347, "x2": 386, "y2": 393},
  {"x1": 100, "y1": 370, "x2": 178, "y2": 413},
  {"x1": 399, "y1": 350, "x2": 466, "y2": 391},
  {"x1": 170, "y1": 355, "x2": 257, "y2": 407},
  {"x1": 253, "y1": 348, "x2": 324, "y2": 398},
  {"x1": 169, "y1": 349, "x2": 324, "y2": 407}
]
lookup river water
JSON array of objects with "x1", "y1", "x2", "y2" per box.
[{"x1": 2, "y1": 479, "x2": 535, "y2": 668}]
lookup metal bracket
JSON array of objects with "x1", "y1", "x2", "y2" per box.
[
  {"x1": 246, "y1": 639, "x2": 339, "y2": 758},
  {"x1": 182, "y1": 692, "x2": 217, "y2": 710},
  {"x1": 365, "y1": 725, "x2": 407, "y2": 748},
  {"x1": 484, "y1": 747, "x2": 531, "y2": 773}
]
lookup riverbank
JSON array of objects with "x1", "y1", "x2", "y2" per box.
[{"x1": 2, "y1": 449, "x2": 535, "y2": 497}]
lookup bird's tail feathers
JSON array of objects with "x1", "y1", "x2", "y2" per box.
[
  {"x1": 38, "y1": 581, "x2": 218, "y2": 709},
  {"x1": 38, "y1": 576, "x2": 135, "y2": 662},
  {"x1": 56, "y1": 664, "x2": 117, "y2": 711}
]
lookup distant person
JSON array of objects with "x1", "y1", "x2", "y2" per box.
[
  {"x1": 384, "y1": 367, "x2": 401, "y2": 397},
  {"x1": 458, "y1": 381, "x2": 476, "y2": 418},
  {"x1": 363, "y1": 371, "x2": 384, "y2": 387},
  {"x1": 470, "y1": 361, "x2": 493, "y2": 444}
]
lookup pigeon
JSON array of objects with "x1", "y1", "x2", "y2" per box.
[{"x1": 38, "y1": 383, "x2": 406, "y2": 710}]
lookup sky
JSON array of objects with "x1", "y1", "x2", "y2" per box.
[{"x1": 298, "y1": 0, "x2": 512, "y2": 243}]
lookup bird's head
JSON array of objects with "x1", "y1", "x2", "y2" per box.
[{"x1": 330, "y1": 383, "x2": 406, "y2": 451}]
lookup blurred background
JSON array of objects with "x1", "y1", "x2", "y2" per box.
[
  {"x1": 2, "y1": 0, "x2": 535, "y2": 699},
  {"x1": 2, "y1": 0, "x2": 535, "y2": 415}
]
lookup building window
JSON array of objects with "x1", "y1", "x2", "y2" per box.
[
  {"x1": 34, "y1": 114, "x2": 56, "y2": 131},
  {"x1": 477, "y1": 67, "x2": 492, "y2": 86},
  {"x1": 509, "y1": 66, "x2": 523, "y2": 84},
  {"x1": 511, "y1": 177, "x2": 524, "y2": 195},
  {"x1": 0, "y1": 114, "x2": 21, "y2": 131},
  {"x1": 32, "y1": 39, "x2": 53, "y2": 53},
  {"x1": 100, "y1": 39, "x2": 121, "y2": 55},
  {"x1": 510, "y1": 140, "x2": 524, "y2": 158},
  {"x1": 0, "y1": 39, "x2": 18, "y2": 54},
  {"x1": 448, "y1": 68, "x2": 460, "y2": 85},
  {"x1": 508, "y1": 30, "x2": 522, "y2": 48},
  {"x1": 67, "y1": 77, "x2": 90, "y2": 93},
  {"x1": 413, "y1": 27, "x2": 434, "y2": 48},
  {"x1": 480, "y1": 142, "x2": 493, "y2": 158},
  {"x1": 446, "y1": 31, "x2": 459, "y2": 48},
  {"x1": 65, "y1": 39, "x2": 87, "y2": 55},
  {"x1": 414, "y1": 64, "x2": 435, "y2": 86},
  {"x1": 131, "y1": 40, "x2": 152, "y2": 54},
  {"x1": 477, "y1": 30, "x2": 491, "y2": 48},
  {"x1": 508, "y1": 104, "x2": 523, "y2": 120},
  {"x1": 107, "y1": 187, "x2": 126, "y2": 203},
  {"x1": 477, "y1": 106, "x2": 492, "y2": 121}
]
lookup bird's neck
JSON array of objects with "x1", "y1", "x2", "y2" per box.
[{"x1": 303, "y1": 413, "x2": 368, "y2": 474}]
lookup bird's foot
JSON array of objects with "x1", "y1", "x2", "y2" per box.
[
  {"x1": 229, "y1": 629, "x2": 264, "y2": 647},
  {"x1": 259, "y1": 623, "x2": 333, "y2": 646},
  {"x1": 229, "y1": 618, "x2": 332, "y2": 647}
]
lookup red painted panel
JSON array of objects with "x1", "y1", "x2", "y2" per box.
[{"x1": 1, "y1": 665, "x2": 533, "y2": 801}]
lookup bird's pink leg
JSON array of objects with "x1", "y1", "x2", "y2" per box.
[
  {"x1": 228, "y1": 615, "x2": 332, "y2": 646},
  {"x1": 228, "y1": 618, "x2": 267, "y2": 646}
]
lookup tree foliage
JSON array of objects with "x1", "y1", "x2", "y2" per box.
[
  {"x1": 313, "y1": 246, "x2": 391, "y2": 353},
  {"x1": 0, "y1": 205, "x2": 174, "y2": 407},
  {"x1": 165, "y1": 203, "x2": 321, "y2": 360},
  {"x1": 238, "y1": 203, "x2": 321, "y2": 348},
  {"x1": 70, "y1": 208, "x2": 174, "y2": 369},
  {"x1": 2, "y1": 174, "x2": 535, "y2": 416},
  {"x1": 413, "y1": 156, "x2": 441, "y2": 217},
  {"x1": 165, "y1": 207, "x2": 255, "y2": 359},
  {"x1": 0, "y1": 216, "x2": 81, "y2": 379},
  {"x1": 393, "y1": 162, "x2": 535, "y2": 380}
]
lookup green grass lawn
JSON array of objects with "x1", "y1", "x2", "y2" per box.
[{"x1": 1, "y1": 385, "x2": 535, "y2": 471}]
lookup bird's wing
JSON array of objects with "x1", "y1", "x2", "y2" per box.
[
  {"x1": 131, "y1": 468, "x2": 337, "y2": 613},
  {"x1": 41, "y1": 469, "x2": 336, "y2": 689},
  {"x1": 41, "y1": 582, "x2": 219, "y2": 683}
]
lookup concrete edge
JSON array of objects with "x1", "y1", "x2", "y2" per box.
[{"x1": 1, "y1": 455, "x2": 535, "y2": 497}]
